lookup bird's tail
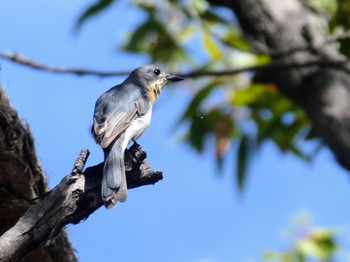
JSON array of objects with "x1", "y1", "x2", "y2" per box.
[{"x1": 102, "y1": 141, "x2": 128, "y2": 209}]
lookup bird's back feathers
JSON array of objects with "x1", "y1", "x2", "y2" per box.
[{"x1": 92, "y1": 83, "x2": 150, "y2": 149}]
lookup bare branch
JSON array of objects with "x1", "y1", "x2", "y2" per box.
[
  {"x1": 0, "y1": 142, "x2": 163, "y2": 262},
  {"x1": 0, "y1": 52, "x2": 130, "y2": 77},
  {"x1": 181, "y1": 57, "x2": 350, "y2": 78},
  {"x1": 1, "y1": 50, "x2": 350, "y2": 79}
]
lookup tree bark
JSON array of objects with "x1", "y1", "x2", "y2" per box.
[
  {"x1": 0, "y1": 87, "x2": 78, "y2": 262},
  {"x1": 209, "y1": 0, "x2": 350, "y2": 170},
  {"x1": 0, "y1": 87, "x2": 162, "y2": 261}
]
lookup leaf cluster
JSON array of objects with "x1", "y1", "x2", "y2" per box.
[{"x1": 264, "y1": 214, "x2": 340, "y2": 262}]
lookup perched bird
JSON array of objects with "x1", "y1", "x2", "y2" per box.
[{"x1": 92, "y1": 64, "x2": 183, "y2": 209}]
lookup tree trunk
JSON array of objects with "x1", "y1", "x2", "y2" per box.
[
  {"x1": 209, "y1": 0, "x2": 350, "y2": 170},
  {"x1": 0, "y1": 87, "x2": 78, "y2": 262}
]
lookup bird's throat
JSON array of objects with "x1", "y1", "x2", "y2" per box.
[{"x1": 148, "y1": 82, "x2": 163, "y2": 104}]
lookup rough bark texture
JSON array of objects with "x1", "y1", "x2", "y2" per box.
[
  {"x1": 0, "y1": 87, "x2": 78, "y2": 262},
  {"x1": 0, "y1": 87, "x2": 163, "y2": 261},
  {"x1": 209, "y1": 0, "x2": 350, "y2": 170}
]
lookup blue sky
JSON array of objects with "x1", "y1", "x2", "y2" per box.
[{"x1": 1, "y1": 1, "x2": 350, "y2": 261}]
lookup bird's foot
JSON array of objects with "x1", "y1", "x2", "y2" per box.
[
  {"x1": 131, "y1": 139, "x2": 141, "y2": 148},
  {"x1": 128, "y1": 141, "x2": 147, "y2": 162}
]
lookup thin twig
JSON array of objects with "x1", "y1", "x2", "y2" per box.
[
  {"x1": 328, "y1": 30, "x2": 350, "y2": 42},
  {"x1": 1, "y1": 51, "x2": 350, "y2": 79},
  {"x1": 248, "y1": 30, "x2": 350, "y2": 57},
  {"x1": 181, "y1": 57, "x2": 350, "y2": 78},
  {"x1": 0, "y1": 52, "x2": 129, "y2": 77}
]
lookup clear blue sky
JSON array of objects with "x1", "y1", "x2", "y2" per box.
[{"x1": 1, "y1": 1, "x2": 350, "y2": 261}]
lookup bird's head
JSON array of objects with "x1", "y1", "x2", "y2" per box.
[{"x1": 126, "y1": 64, "x2": 183, "y2": 103}]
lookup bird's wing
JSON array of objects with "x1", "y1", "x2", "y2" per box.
[{"x1": 93, "y1": 87, "x2": 149, "y2": 149}]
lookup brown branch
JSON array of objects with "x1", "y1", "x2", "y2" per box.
[
  {"x1": 0, "y1": 142, "x2": 163, "y2": 262},
  {"x1": 181, "y1": 57, "x2": 350, "y2": 78},
  {"x1": 253, "y1": 28, "x2": 350, "y2": 58},
  {"x1": 0, "y1": 52, "x2": 130, "y2": 77},
  {"x1": 2, "y1": 51, "x2": 350, "y2": 80}
]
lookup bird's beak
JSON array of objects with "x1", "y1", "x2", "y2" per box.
[{"x1": 166, "y1": 74, "x2": 184, "y2": 83}]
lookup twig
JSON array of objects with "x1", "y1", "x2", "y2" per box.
[
  {"x1": 252, "y1": 30, "x2": 350, "y2": 57},
  {"x1": 1, "y1": 51, "x2": 350, "y2": 79},
  {"x1": 327, "y1": 30, "x2": 350, "y2": 43},
  {"x1": 0, "y1": 52, "x2": 129, "y2": 77},
  {"x1": 181, "y1": 57, "x2": 350, "y2": 78}
]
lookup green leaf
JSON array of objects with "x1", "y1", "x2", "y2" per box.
[
  {"x1": 304, "y1": 126, "x2": 320, "y2": 140},
  {"x1": 199, "y1": 9, "x2": 229, "y2": 24},
  {"x1": 231, "y1": 84, "x2": 266, "y2": 106},
  {"x1": 123, "y1": 17, "x2": 158, "y2": 52},
  {"x1": 188, "y1": 113, "x2": 209, "y2": 152},
  {"x1": 76, "y1": 0, "x2": 115, "y2": 30},
  {"x1": 329, "y1": 0, "x2": 350, "y2": 31},
  {"x1": 203, "y1": 31, "x2": 222, "y2": 60},
  {"x1": 123, "y1": 15, "x2": 189, "y2": 65},
  {"x1": 184, "y1": 107, "x2": 235, "y2": 159},
  {"x1": 296, "y1": 229, "x2": 337, "y2": 260},
  {"x1": 236, "y1": 135, "x2": 254, "y2": 191},
  {"x1": 178, "y1": 80, "x2": 218, "y2": 123},
  {"x1": 222, "y1": 29, "x2": 251, "y2": 51},
  {"x1": 339, "y1": 38, "x2": 350, "y2": 58},
  {"x1": 297, "y1": 239, "x2": 327, "y2": 259},
  {"x1": 306, "y1": 0, "x2": 337, "y2": 13},
  {"x1": 263, "y1": 251, "x2": 279, "y2": 260}
]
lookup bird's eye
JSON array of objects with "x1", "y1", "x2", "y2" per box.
[{"x1": 154, "y1": 69, "x2": 161, "y2": 76}]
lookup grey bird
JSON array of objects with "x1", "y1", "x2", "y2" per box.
[{"x1": 92, "y1": 64, "x2": 183, "y2": 209}]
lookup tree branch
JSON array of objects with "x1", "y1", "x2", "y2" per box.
[
  {"x1": 0, "y1": 52, "x2": 130, "y2": 77},
  {"x1": 241, "y1": 30, "x2": 350, "y2": 58},
  {"x1": 0, "y1": 142, "x2": 162, "y2": 262},
  {"x1": 2, "y1": 51, "x2": 350, "y2": 79},
  {"x1": 187, "y1": 59, "x2": 350, "y2": 77}
]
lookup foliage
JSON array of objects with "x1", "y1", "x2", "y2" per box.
[
  {"x1": 76, "y1": 0, "x2": 115, "y2": 30},
  {"x1": 263, "y1": 213, "x2": 344, "y2": 262},
  {"x1": 77, "y1": 0, "x2": 348, "y2": 189}
]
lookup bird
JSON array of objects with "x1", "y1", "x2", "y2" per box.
[{"x1": 92, "y1": 64, "x2": 183, "y2": 209}]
